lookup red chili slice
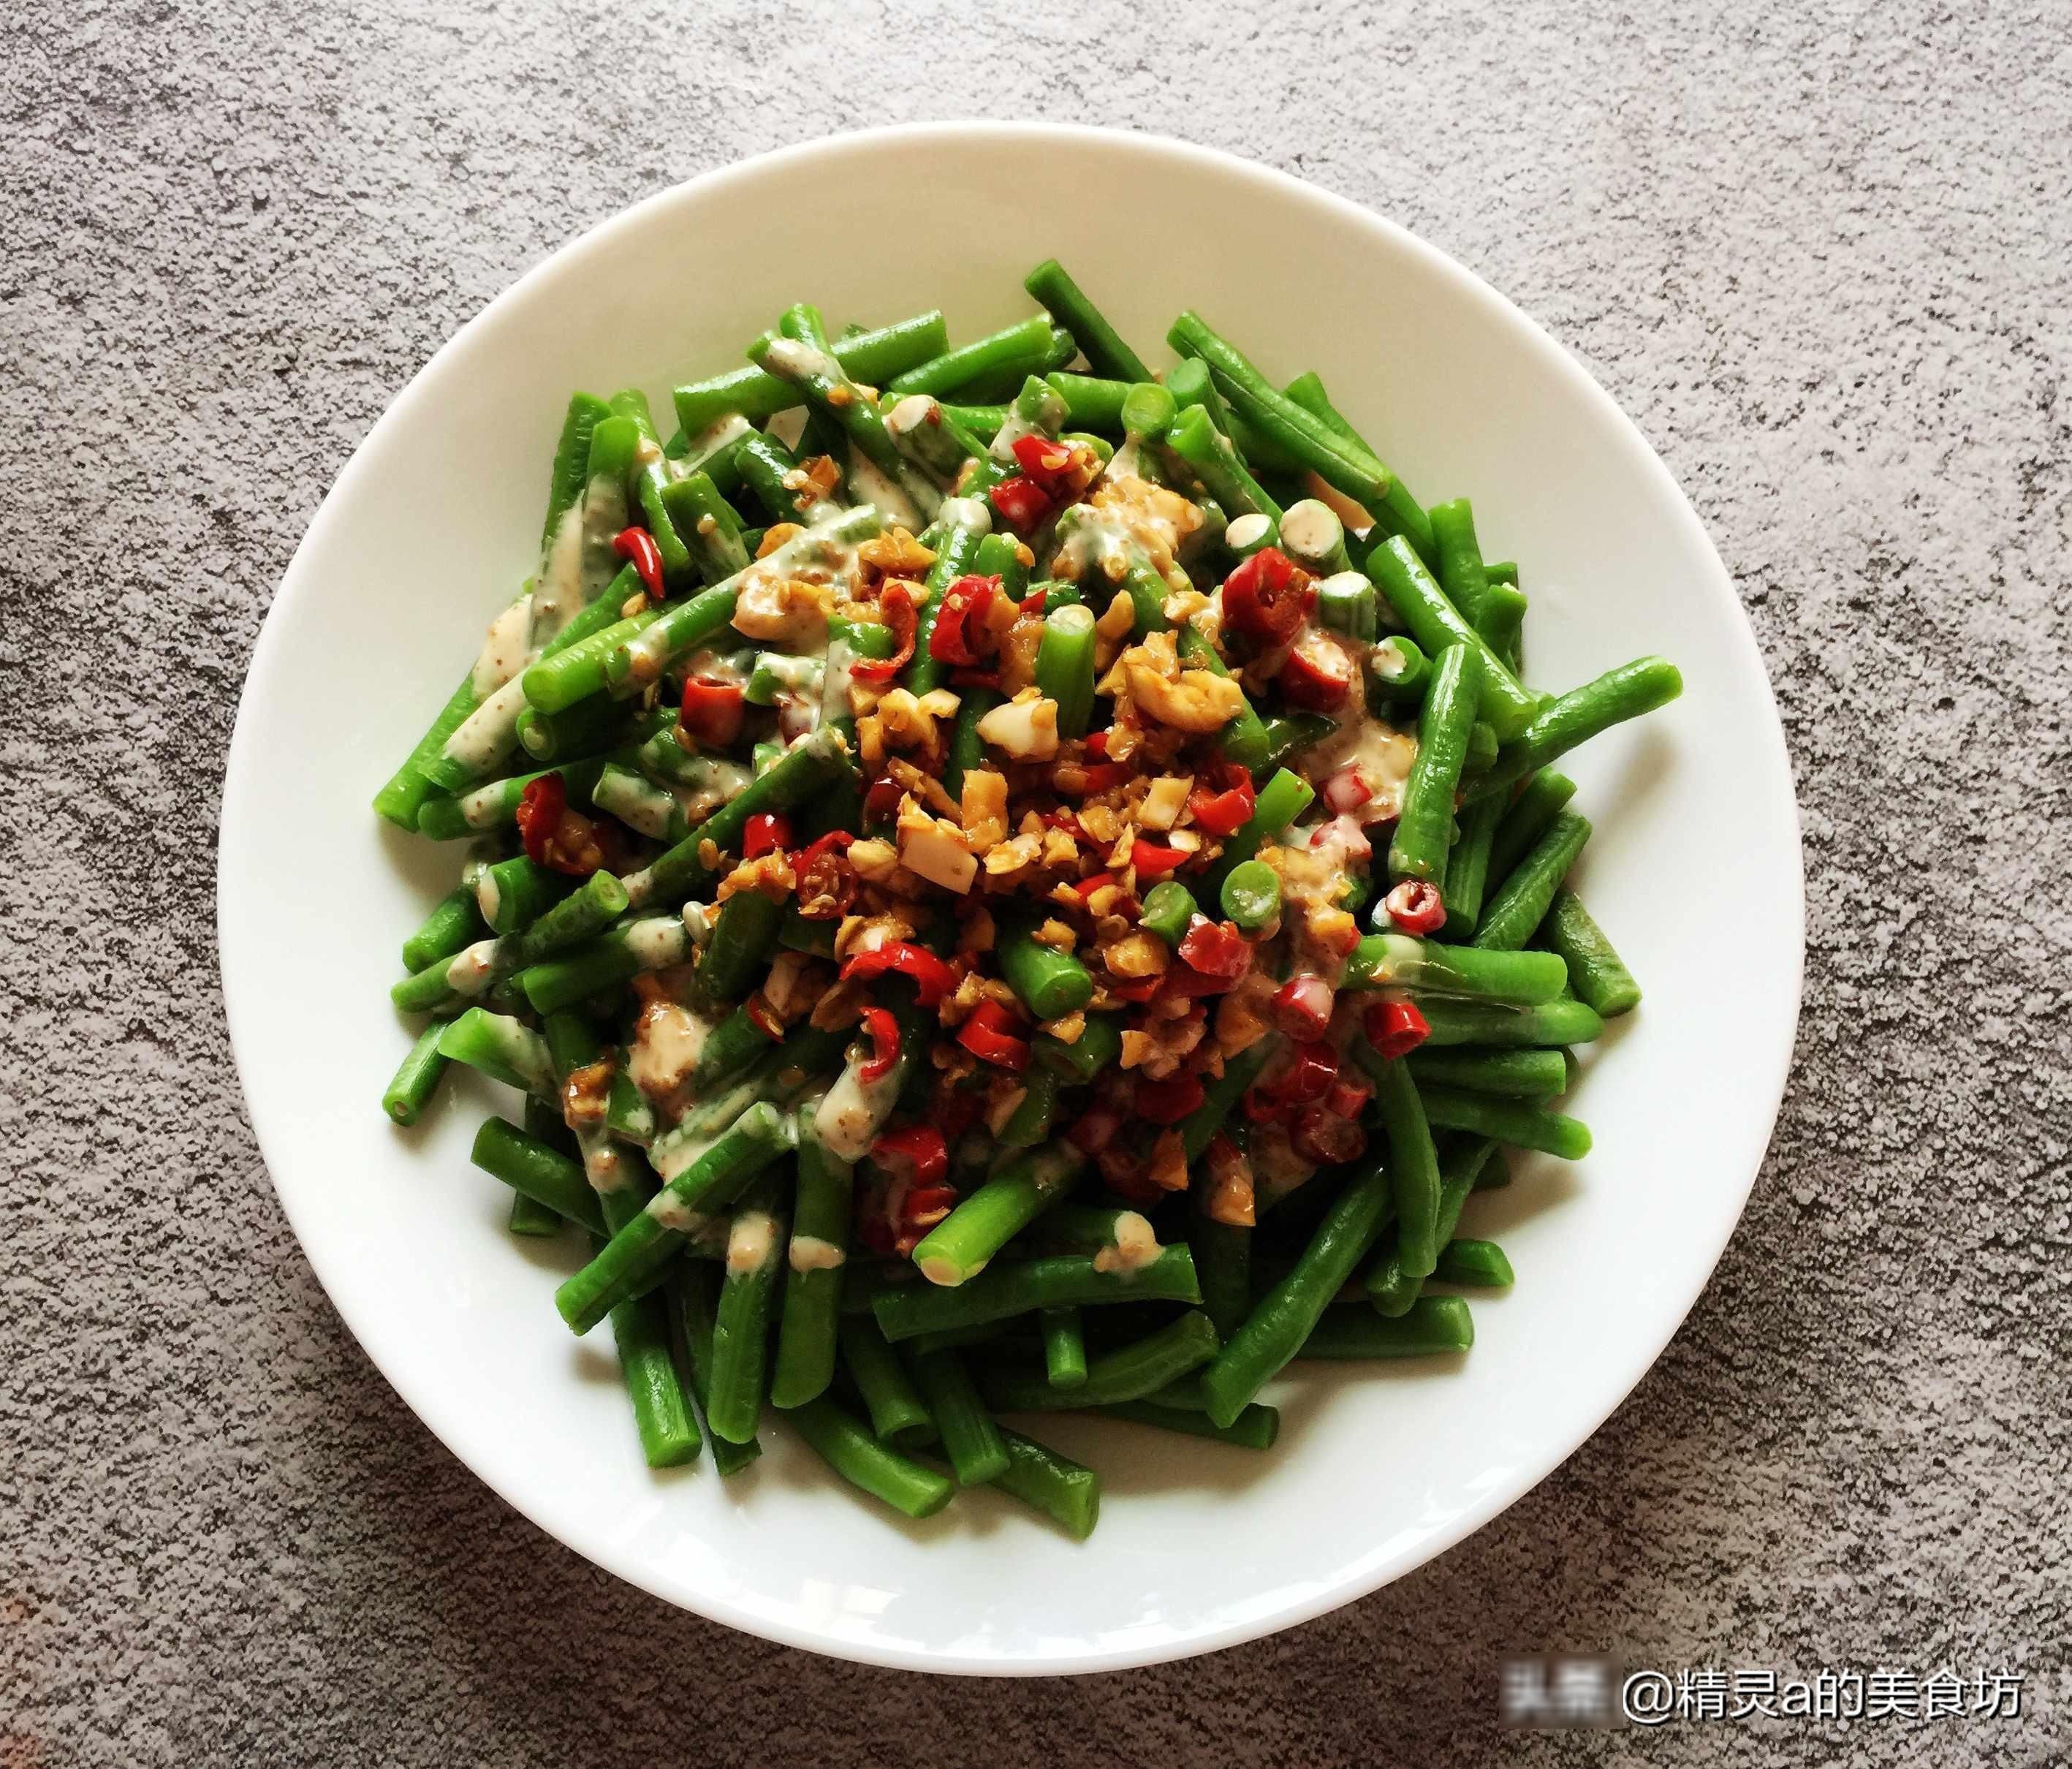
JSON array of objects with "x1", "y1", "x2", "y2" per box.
[
  {"x1": 743, "y1": 813, "x2": 792, "y2": 860},
  {"x1": 1291, "y1": 1105, "x2": 1367, "y2": 1166},
  {"x1": 1177, "y1": 916, "x2": 1251, "y2": 979},
  {"x1": 1277, "y1": 631, "x2": 1355, "y2": 711},
  {"x1": 1221, "y1": 547, "x2": 1313, "y2": 646},
  {"x1": 515, "y1": 772, "x2": 621, "y2": 876},
  {"x1": 1161, "y1": 961, "x2": 1237, "y2": 999},
  {"x1": 851, "y1": 580, "x2": 918, "y2": 682},
  {"x1": 1242, "y1": 1084, "x2": 1289, "y2": 1125},
  {"x1": 857, "y1": 1007, "x2": 901, "y2": 1083},
  {"x1": 1383, "y1": 878, "x2": 1448, "y2": 936},
  {"x1": 1134, "y1": 1072, "x2": 1206, "y2": 1126},
  {"x1": 1321, "y1": 767, "x2": 1373, "y2": 817},
  {"x1": 1187, "y1": 784, "x2": 1255, "y2": 837},
  {"x1": 1272, "y1": 1040, "x2": 1340, "y2": 1105},
  {"x1": 1071, "y1": 872, "x2": 1121, "y2": 904},
  {"x1": 612, "y1": 526, "x2": 664, "y2": 601},
  {"x1": 928, "y1": 574, "x2": 1000, "y2": 666},
  {"x1": 1270, "y1": 974, "x2": 1336, "y2": 1040},
  {"x1": 1107, "y1": 976, "x2": 1164, "y2": 1004},
  {"x1": 680, "y1": 676, "x2": 746, "y2": 748},
  {"x1": 1082, "y1": 730, "x2": 1109, "y2": 759},
  {"x1": 1020, "y1": 590, "x2": 1048, "y2": 616},
  {"x1": 862, "y1": 776, "x2": 903, "y2": 825},
  {"x1": 1325, "y1": 1075, "x2": 1373, "y2": 1121},
  {"x1": 1069, "y1": 762, "x2": 1133, "y2": 796},
  {"x1": 1127, "y1": 840, "x2": 1186, "y2": 880},
  {"x1": 794, "y1": 830, "x2": 855, "y2": 920},
  {"x1": 990, "y1": 474, "x2": 1055, "y2": 535},
  {"x1": 1010, "y1": 433, "x2": 1078, "y2": 488},
  {"x1": 870, "y1": 1122, "x2": 948, "y2": 1186},
  {"x1": 514, "y1": 772, "x2": 566, "y2": 867},
  {"x1": 840, "y1": 942, "x2": 960, "y2": 1009},
  {"x1": 956, "y1": 999, "x2": 1031, "y2": 1072},
  {"x1": 1365, "y1": 999, "x2": 1431, "y2": 1060}
]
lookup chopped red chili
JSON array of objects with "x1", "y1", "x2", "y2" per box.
[
  {"x1": 1270, "y1": 974, "x2": 1336, "y2": 1040},
  {"x1": 794, "y1": 830, "x2": 855, "y2": 920},
  {"x1": 1187, "y1": 784, "x2": 1255, "y2": 837},
  {"x1": 1272, "y1": 1040, "x2": 1340, "y2": 1105},
  {"x1": 680, "y1": 676, "x2": 746, "y2": 748},
  {"x1": 1127, "y1": 840, "x2": 1186, "y2": 879},
  {"x1": 870, "y1": 1123, "x2": 948, "y2": 1186},
  {"x1": 928, "y1": 574, "x2": 1000, "y2": 666},
  {"x1": 956, "y1": 999, "x2": 1031, "y2": 1071},
  {"x1": 1383, "y1": 879, "x2": 1448, "y2": 936},
  {"x1": 857, "y1": 1007, "x2": 901, "y2": 1083},
  {"x1": 1134, "y1": 1072, "x2": 1206, "y2": 1125},
  {"x1": 990, "y1": 474, "x2": 1055, "y2": 535},
  {"x1": 611, "y1": 526, "x2": 664, "y2": 602},
  {"x1": 1277, "y1": 630, "x2": 1356, "y2": 711},
  {"x1": 515, "y1": 772, "x2": 621, "y2": 876},
  {"x1": 1364, "y1": 999, "x2": 1432, "y2": 1060},
  {"x1": 840, "y1": 942, "x2": 960, "y2": 1009},
  {"x1": 1221, "y1": 547, "x2": 1313, "y2": 646},
  {"x1": 1290, "y1": 1105, "x2": 1367, "y2": 1166},
  {"x1": 850, "y1": 580, "x2": 918, "y2": 681},
  {"x1": 1009, "y1": 433, "x2": 1079, "y2": 490},
  {"x1": 743, "y1": 812, "x2": 792, "y2": 860},
  {"x1": 1177, "y1": 916, "x2": 1251, "y2": 979}
]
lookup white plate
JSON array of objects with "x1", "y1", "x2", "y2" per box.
[{"x1": 219, "y1": 124, "x2": 1802, "y2": 1674}]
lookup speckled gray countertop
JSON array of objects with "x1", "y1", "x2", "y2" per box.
[{"x1": 4, "y1": 1, "x2": 2068, "y2": 1762}]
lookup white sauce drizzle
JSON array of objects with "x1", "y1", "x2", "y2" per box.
[
  {"x1": 470, "y1": 596, "x2": 534, "y2": 700},
  {"x1": 439, "y1": 673, "x2": 530, "y2": 774},
  {"x1": 646, "y1": 1191, "x2": 707, "y2": 1235},
  {"x1": 444, "y1": 939, "x2": 501, "y2": 997},
  {"x1": 815, "y1": 1058, "x2": 901, "y2": 1162},
  {"x1": 629, "y1": 1003, "x2": 715, "y2": 1100},
  {"x1": 622, "y1": 917, "x2": 688, "y2": 971},
  {"x1": 788, "y1": 1235, "x2": 849, "y2": 1274},
  {"x1": 726, "y1": 1211, "x2": 781, "y2": 1276},
  {"x1": 1092, "y1": 1210, "x2": 1161, "y2": 1275}
]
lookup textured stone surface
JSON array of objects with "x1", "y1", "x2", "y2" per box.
[{"x1": 4, "y1": 0, "x2": 2068, "y2": 1762}]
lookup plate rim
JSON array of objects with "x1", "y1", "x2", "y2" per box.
[{"x1": 217, "y1": 119, "x2": 1805, "y2": 1675}]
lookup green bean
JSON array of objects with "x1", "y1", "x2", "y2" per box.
[
  {"x1": 769, "y1": 1110, "x2": 853, "y2": 1412},
  {"x1": 1253, "y1": 712, "x2": 1338, "y2": 775},
  {"x1": 1473, "y1": 811, "x2": 1592, "y2": 952},
  {"x1": 909, "y1": 1348, "x2": 1010, "y2": 1485},
  {"x1": 1032, "y1": 1012, "x2": 1123, "y2": 1084},
  {"x1": 1199, "y1": 1159, "x2": 1394, "y2": 1428},
  {"x1": 1343, "y1": 933, "x2": 1567, "y2": 1004},
  {"x1": 1419, "y1": 1086, "x2": 1592, "y2": 1159},
  {"x1": 1278, "y1": 499, "x2": 1351, "y2": 575},
  {"x1": 1407, "y1": 1047, "x2": 1571, "y2": 1099},
  {"x1": 1367, "y1": 635, "x2": 1430, "y2": 707},
  {"x1": 944, "y1": 683, "x2": 1001, "y2": 806},
  {"x1": 1468, "y1": 658, "x2": 1684, "y2": 802},
  {"x1": 1036, "y1": 602, "x2": 1098, "y2": 738},
  {"x1": 999, "y1": 1067, "x2": 1063, "y2": 1150},
  {"x1": 1139, "y1": 879, "x2": 1198, "y2": 947},
  {"x1": 468, "y1": 1115, "x2": 607, "y2": 1235},
  {"x1": 1191, "y1": 1189, "x2": 1253, "y2": 1342},
  {"x1": 672, "y1": 310, "x2": 949, "y2": 433},
  {"x1": 882, "y1": 393, "x2": 988, "y2": 481},
  {"x1": 1044, "y1": 371, "x2": 1131, "y2": 432},
  {"x1": 987, "y1": 1428, "x2": 1100, "y2": 1538},
  {"x1": 436, "y1": 1008, "x2": 552, "y2": 1094},
  {"x1": 988, "y1": 1311, "x2": 1222, "y2": 1414},
  {"x1": 1175, "y1": 626, "x2": 1274, "y2": 773},
  {"x1": 873, "y1": 1246, "x2": 1201, "y2": 1344},
  {"x1": 671, "y1": 1262, "x2": 761, "y2": 1474},
  {"x1": 888, "y1": 314, "x2": 1058, "y2": 400},
  {"x1": 1302, "y1": 1295, "x2": 1475, "y2": 1358},
  {"x1": 911, "y1": 1146, "x2": 1084, "y2": 1287},
  {"x1": 705, "y1": 1175, "x2": 787, "y2": 1444},
  {"x1": 838, "y1": 1316, "x2": 936, "y2": 1448},
  {"x1": 1025, "y1": 259, "x2": 1149, "y2": 382},
  {"x1": 514, "y1": 916, "x2": 687, "y2": 1015},
  {"x1": 1317, "y1": 571, "x2": 1377, "y2": 641},
  {"x1": 381, "y1": 1023, "x2": 451, "y2": 1126},
  {"x1": 1372, "y1": 1057, "x2": 1442, "y2": 1279},
  {"x1": 1432, "y1": 1238, "x2": 1514, "y2": 1288},
  {"x1": 401, "y1": 885, "x2": 488, "y2": 973},
  {"x1": 1180, "y1": 1042, "x2": 1270, "y2": 1163},
  {"x1": 1101, "y1": 1399, "x2": 1280, "y2": 1451},
  {"x1": 996, "y1": 923, "x2": 1095, "y2": 1021},
  {"x1": 1198, "y1": 768, "x2": 1313, "y2": 901},
  {"x1": 1219, "y1": 858, "x2": 1281, "y2": 933},
  {"x1": 1365, "y1": 535, "x2": 1538, "y2": 740},
  {"x1": 1386, "y1": 642, "x2": 1481, "y2": 884},
  {"x1": 754, "y1": 304, "x2": 940, "y2": 520},
  {"x1": 414, "y1": 754, "x2": 610, "y2": 841},
  {"x1": 1168, "y1": 312, "x2": 1430, "y2": 556},
  {"x1": 1540, "y1": 888, "x2": 1642, "y2": 1016},
  {"x1": 939, "y1": 401, "x2": 1010, "y2": 436},
  {"x1": 694, "y1": 890, "x2": 783, "y2": 1009},
  {"x1": 539, "y1": 390, "x2": 611, "y2": 554},
  {"x1": 554, "y1": 1103, "x2": 794, "y2": 1335},
  {"x1": 1162, "y1": 403, "x2": 1282, "y2": 524},
  {"x1": 1040, "y1": 1308, "x2": 1088, "y2": 1389},
  {"x1": 659, "y1": 471, "x2": 751, "y2": 584},
  {"x1": 501, "y1": 869, "x2": 629, "y2": 969},
  {"x1": 507, "y1": 1194, "x2": 563, "y2": 1237},
  {"x1": 1020, "y1": 1205, "x2": 1161, "y2": 1262},
  {"x1": 472, "y1": 855, "x2": 574, "y2": 936},
  {"x1": 622, "y1": 727, "x2": 850, "y2": 911},
  {"x1": 1475, "y1": 583, "x2": 1528, "y2": 670},
  {"x1": 1441, "y1": 789, "x2": 1506, "y2": 937},
  {"x1": 789, "y1": 1396, "x2": 954, "y2": 1519},
  {"x1": 605, "y1": 1058, "x2": 656, "y2": 1146},
  {"x1": 1484, "y1": 774, "x2": 1574, "y2": 891},
  {"x1": 1413, "y1": 996, "x2": 1606, "y2": 1048},
  {"x1": 1426, "y1": 497, "x2": 1490, "y2": 629},
  {"x1": 515, "y1": 690, "x2": 637, "y2": 765},
  {"x1": 1364, "y1": 1137, "x2": 1496, "y2": 1315}
]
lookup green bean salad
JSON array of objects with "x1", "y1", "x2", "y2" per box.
[{"x1": 376, "y1": 260, "x2": 1681, "y2": 1536}]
